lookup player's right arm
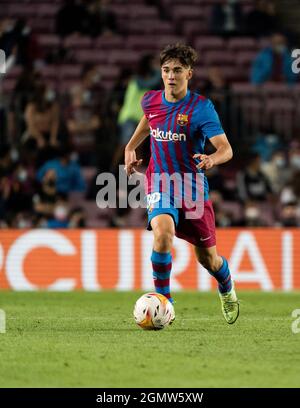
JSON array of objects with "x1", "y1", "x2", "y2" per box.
[{"x1": 124, "y1": 115, "x2": 150, "y2": 176}]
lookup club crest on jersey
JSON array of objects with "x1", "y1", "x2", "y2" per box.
[{"x1": 177, "y1": 114, "x2": 188, "y2": 126}]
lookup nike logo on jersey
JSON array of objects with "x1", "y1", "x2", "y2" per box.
[
  {"x1": 200, "y1": 236, "x2": 211, "y2": 241},
  {"x1": 149, "y1": 113, "x2": 159, "y2": 119}
]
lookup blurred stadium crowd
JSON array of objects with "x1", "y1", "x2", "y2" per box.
[{"x1": 0, "y1": 0, "x2": 300, "y2": 229}]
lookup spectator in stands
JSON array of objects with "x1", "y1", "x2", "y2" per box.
[
  {"x1": 33, "y1": 169, "x2": 60, "y2": 219},
  {"x1": 67, "y1": 64, "x2": 103, "y2": 110},
  {"x1": 115, "y1": 54, "x2": 161, "y2": 169},
  {"x1": 68, "y1": 206, "x2": 87, "y2": 228},
  {"x1": 238, "y1": 201, "x2": 267, "y2": 226},
  {"x1": 0, "y1": 144, "x2": 13, "y2": 221},
  {"x1": 46, "y1": 197, "x2": 70, "y2": 228},
  {"x1": 261, "y1": 150, "x2": 290, "y2": 193},
  {"x1": 202, "y1": 66, "x2": 231, "y2": 133},
  {"x1": 0, "y1": 160, "x2": 35, "y2": 222},
  {"x1": 55, "y1": 0, "x2": 90, "y2": 38},
  {"x1": 278, "y1": 202, "x2": 299, "y2": 227},
  {"x1": 237, "y1": 152, "x2": 273, "y2": 202},
  {"x1": 0, "y1": 144, "x2": 13, "y2": 178},
  {"x1": 210, "y1": 0, "x2": 243, "y2": 37},
  {"x1": 108, "y1": 68, "x2": 132, "y2": 121},
  {"x1": 289, "y1": 144, "x2": 300, "y2": 171},
  {"x1": 252, "y1": 130, "x2": 282, "y2": 162},
  {"x1": 210, "y1": 191, "x2": 234, "y2": 227},
  {"x1": 0, "y1": 18, "x2": 42, "y2": 66},
  {"x1": 280, "y1": 145, "x2": 300, "y2": 204},
  {"x1": 65, "y1": 65, "x2": 102, "y2": 165},
  {"x1": 11, "y1": 212, "x2": 33, "y2": 228},
  {"x1": 245, "y1": 0, "x2": 279, "y2": 37},
  {"x1": 8, "y1": 68, "x2": 44, "y2": 142},
  {"x1": 86, "y1": 0, "x2": 118, "y2": 37},
  {"x1": 37, "y1": 146, "x2": 86, "y2": 196},
  {"x1": 23, "y1": 82, "x2": 59, "y2": 147},
  {"x1": 251, "y1": 33, "x2": 298, "y2": 84}
]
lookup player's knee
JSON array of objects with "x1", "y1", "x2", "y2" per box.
[{"x1": 153, "y1": 229, "x2": 174, "y2": 252}]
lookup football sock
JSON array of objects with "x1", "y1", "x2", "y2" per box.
[
  {"x1": 208, "y1": 256, "x2": 232, "y2": 294},
  {"x1": 151, "y1": 250, "x2": 173, "y2": 303}
]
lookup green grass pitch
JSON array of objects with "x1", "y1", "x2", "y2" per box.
[{"x1": 0, "y1": 291, "x2": 299, "y2": 388}]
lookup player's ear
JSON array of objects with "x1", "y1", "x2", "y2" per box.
[{"x1": 187, "y1": 69, "x2": 193, "y2": 80}]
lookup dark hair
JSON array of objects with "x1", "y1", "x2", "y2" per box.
[{"x1": 160, "y1": 43, "x2": 198, "y2": 68}]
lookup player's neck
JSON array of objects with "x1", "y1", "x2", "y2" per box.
[{"x1": 164, "y1": 88, "x2": 188, "y2": 103}]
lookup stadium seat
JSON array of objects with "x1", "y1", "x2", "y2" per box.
[
  {"x1": 37, "y1": 34, "x2": 61, "y2": 48},
  {"x1": 108, "y1": 50, "x2": 140, "y2": 66},
  {"x1": 28, "y1": 18, "x2": 55, "y2": 33},
  {"x1": 126, "y1": 36, "x2": 160, "y2": 51},
  {"x1": 36, "y1": 3, "x2": 60, "y2": 17},
  {"x1": 170, "y1": 5, "x2": 209, "y2": 23},
  {"x1": 231, "y1": 83, "x2": 260, "y2": 95},
  {"x1": 64, "y1": 36, "x2": 92, "y2": 49},
  {"x1": 227, "y1": 37, "x2": 258, "y2": 51},
  {"x1": 124, "y1": 20, "x2": 174, "y2": 35},
  {"x1": 59, "y1": 65, "x2": 82, "y2": 79},
  {"x1": 94, "y1": 36, "x2": 125, "y2": 50},
  {"x1": 75, "y1": 50, "x2": 108, "y2": 64},
  {"x1": 194, "y1": 36, "x2": 225, "y2": 52},
  {"x1": 261, "y1": 83, "x2": 293, "y2": 97},
  {"x1": 236, "y1": 51, "x2": 258, "y2": 67},
  {"x1": 203, "y1": 50, "x2": 236, "y2": 66},
  {"x1": 182, "y1": 21, "x2": 210, "y2": 37}
]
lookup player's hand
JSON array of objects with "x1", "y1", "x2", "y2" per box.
[
  {"x1": 124, "y1": 148, "x2": 143, "y2": 177},
  {"x1": 193, "y1": 154, "x2": 215, "y2": 170}
]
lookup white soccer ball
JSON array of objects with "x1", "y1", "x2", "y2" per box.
[{"x1": 133, "y1": 292, "x2": 175, "y2": 330}]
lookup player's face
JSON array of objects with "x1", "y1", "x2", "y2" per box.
[{"x1": 161, "y1": 59, "x2": 193, "y2": 96}]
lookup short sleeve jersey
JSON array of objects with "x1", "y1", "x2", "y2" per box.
[{"x1": 141, "y1": 89, "x2": 224, "y2": 201}]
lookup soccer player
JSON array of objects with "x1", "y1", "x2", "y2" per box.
[{"x1": 124, "y1": 44, "x2": 239, "y2": 324}]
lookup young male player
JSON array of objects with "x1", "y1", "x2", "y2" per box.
[{"x1": 124, "y1": 44, "x2": 239, "y2": 324}]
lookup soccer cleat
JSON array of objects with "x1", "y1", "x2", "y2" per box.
[{"x1": 219, "y1": 282, "x2": 239, "y2": 324}]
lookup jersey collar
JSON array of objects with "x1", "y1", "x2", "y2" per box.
[{"x1": 162, "y1": 89, "x2": 191, "y2": 107}]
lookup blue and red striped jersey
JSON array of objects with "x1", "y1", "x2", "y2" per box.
[{"x1": 141, "y1": 89, "x2": 224, "y2": 201}]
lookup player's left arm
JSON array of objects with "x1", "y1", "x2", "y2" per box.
[{"x1": 193, "y1": 133, "x2": 233, "y2": 170}]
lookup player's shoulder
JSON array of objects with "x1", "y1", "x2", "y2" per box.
[
  {"x1": 190, "y1": 91, "x2": 213, "y2": 106},
  {"x1": 190, "y1": 91, "x2": 215, "y2": 113},
  {"x1": 141, "y1": 90, "x2": 162, "y2": 112},
  {"x1": 142, "y1": 90, "x2": 162, "y2": 103}
]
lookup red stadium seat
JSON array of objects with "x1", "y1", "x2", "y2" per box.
[
  {"x1": 124, "y1": 20, "x2": 174, "y2": 35},
  {"x1": 182, "y1": 21, "x2": 210, "y2": 38},
  {"x1": 28, "y1": 18, "x2": 55, "y2": 33},
  {"x1": 1, "y1": 78, "x2": 17, "y2": 93},
  {"x1": 6, "y1": 4, "x2": 36, "y2": 17},
  {"x1": 170, "y1": 5, "x2": 209, "y2": 23},
  {"x1": 60, "y1": 65, "x2": 82, "y2": 79},
  {"x1": 261, "y1": 83, "x2": 293, "y2": 97},
  {"x1": 110, "y1": 4, "x2": 159, "y2": 19},
  {"x1": 94, "y1": 36, "x2": 125, "y2": 50},
  {"x1": 37, "y1": 34, "x2": 61, "y2": 48},
  {"x1": 98, "y1": 65, "x2": 120, "y2": 80},
  {"x1": 227, "y1": 37, "x2": 258, "y2": 51},
  {"x1": 38, "y1": 65, "x2": 58, "y2": 79},
  {"x1": 75, "y1": 50, "x2": 107, "y2": 64},
  {"x1": 36, "y1": 3, "x2": 60, "y2": 17},
  {"x1": 64, "y1": 36, "x2": 92, "y2": 49},
  {"x1": 194, "y1": 36, "x2": 225, "y2": 52},
  {"x1": 236, "y1": 51, "x2": 258, "y2": 67},
  {"x1": 203, "y1": 50, "x2": 236, "y2": 66},
  {"x1": 108, "y1": 50, "x2": 140, "y2": 66}
]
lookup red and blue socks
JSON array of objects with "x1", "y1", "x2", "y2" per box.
[
  {"x1": 151, "y1": 250, "x2": 173, "y2": 303},
  {"x1": 209, "y1": 256, "x2": 232, "y2": 294}
]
